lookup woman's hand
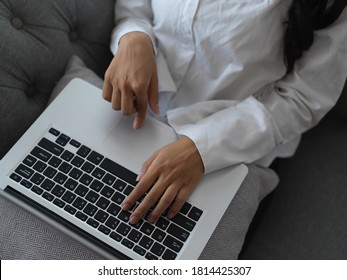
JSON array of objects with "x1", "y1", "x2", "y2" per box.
[
  {"x1": 102, "y1": 32, "x2": 159, "y2": 129},
  {"x1": 122, "y1": 136, "x2": 205, "y2": 224}
]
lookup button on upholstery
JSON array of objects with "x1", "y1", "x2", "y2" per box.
[{"x1": 11, "y1": 17, "x2": 24, "y2": 29}]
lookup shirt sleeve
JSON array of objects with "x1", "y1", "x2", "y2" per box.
[
  {"x1": 110, "y1": 0, "x2": 158, "y2": 55},
  {"x1": 167, "y1": 9, "x2": 347, "y2": 174}
]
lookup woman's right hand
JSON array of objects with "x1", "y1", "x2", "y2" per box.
[{"x1": 102, "y1": 32, "x2": 159, "y2": 129}]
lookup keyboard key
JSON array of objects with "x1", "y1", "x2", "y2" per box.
[
  {"x1": 179, "y1": 202, "x2": 192, "y2": 215},
  {"x1": 90, "y1": 179, "x2": 104, "y2": 192},
  {"x1": 106, "y1": 203, "x2": 121, "y2": 216},
  {"x1": 163, "y1": 235, "x2": 183, "y2": 253},
  {"x1": 38, "y1": 138, "x2": 64, "y2": 156},
  {"x1": 83, "y1": 203, "x2": 98, "y2": 217},
  {"x1": 121, "y1": 238, "x2": 134, "y2": 249},
  {"x1": 69, "y1": 168, "x2": 83, "y2": 180},
  {"x1": 123, "y1": 185, "x2": 134, "y2": 196},
  {"x1": 87, "y1": 218, "x2": 99, "y2": 228},
  {"x1": 96, "y1": 197, "x2": 110, "y2": 210},
  {"x1": 152, "y1": 228, "x2": 166, "y2": 242},
  {"x1": 64, "y1": 178, "x2": 78, "y2": 191},
  {"x1": 75, "y1": 211, "x2": 88, "y2": 221},
  {"x1": 49, "y1": 127, "x2": 60, "y2": 136},
  {"x1": 98, "y1": 225, "x2": 111, "y2": 235},
  {"x1": 23, "y1": 155, "x2": 37, "y2": 167},
  {"x1": 75, "y1": 184, "x2": 89, "y2": 197},
  {"x1": 58, "y1": 162, "x2": 73, "y2": 174},
  {"x1": 71, "y1": 156, "x2": 84, "y2": 167},
  {"x1": 10, "y1": 173, "x2": 21, "y2": 182},
  {"x1": 128, "y1": 229, "x2": 143, "y2": 243},
  {"x1": 167, "y1": 224, "x2": 190, "y2": 242},
  {"x1": 56, "y1": 134, "x2": 70, "y2": 146},
  {"x1": 85, "y1": 190, "x2": 100, "y2": 203},
  {"x1": 118, "y1": 211, "x2": 131, "y2": 223},
  {"x1": 139, "y1": 235, "x2": 154, "y2": 250},
  {"x1": 48, "y1": 156, "x2": 62, "y2": 168},
  {"x1": 31, "y1": 146, "x2": 52, "y2": 162},
  {"x1": 171, "y1": 213, "x2": 196, "y2": 232},
  {"x1": 162, "y1": 249, "x2": 177, "y2": 260},
  {"x1": 113, "y1": 179, "x2": 127, "y2": 192},
  {"x1": 105, "y1": 216, "x2": 120, "y2": 230},
  {"x1": 133, "y1": 245, "x2": 146, "y2": 256},
  {"x1": 64, "y1": 205, "x2": 77, "y2": 215},
  {"x1": 156, "y1": 217, "x2": 170, "y2": 230},
  {"x1": 150, "y1": 242, "x2": 165, "y2": 257},
  {"x1": 95, "y1": 209, "x2": 109, "y2": 223},
  {"x1": 61, "y1": 191, "x2": 76, "y2": 204},
  {"x1": 30, "y1": 173, "x2": 44, "y2": 185},
  {"x1": 110, "y1": 231, "x2": 122, "y2": 242},
  {"x1": 116, "y1": 222, "x2": 131, "y2": 236},
  {"x1": 81, "y1": 162, "x2": 95, "y2": 173},
  {"x1": 33, "y1": 161, "x2": 47, "y2": 173},
  {"x1": 53, "y1": 198, "x2": 66, "y2": 208},
  {"x1": 69, "y1": 139, "x2": 81, "y2": 148},
  {"x1": 53, "y1": 172, "x2": 68, "y2": 185},
  {"x1": 61, "y1": 150, "x2": 74, "y2": 162},
  {"x1": 51, "y1": 185, "x2": 66, "y2": 197},
  {"x1": 77, "y1": 145, "x2": 91, "y2": 158},
  {"x1": 101, "y1": 185, "x2": 115, "y2": 198},
  {"x1": 79, "y1": 174, "x2": 93, "y2": 186},
  {"x1": 140, "y1": 222, "x2": 155, "y2": 236},
  {"x1": 111, "y1": 191, "x2": 125, "y2": 205},
  {"x1": 41, "y1": 178, "x2": 55, "y2": 191},
  {"x1": 87, "y1": 151, "x2": 104, "y2": 165},
  {"x1": 188, "y1": 206, "x2": 203, "y2": 221},
  {"x1": 43, "y1": 166, "x2": 57, "y2": 178},
  {"x1": 15, "y1": 164, "x2": 34, "y2": 179},
  {"x1": 20, "y1": 179, "x2": 33, "y2": 189},
  {"x1": 42, "y1": 192, "x2": 54, "y2": 201},
  {"x1": 73, "y1": 197, "x2": 87, "y2": 210},
  {"x1": 100, "y1": 158, "x2": 137, "y2": 186},
  {"x1": 145, "y1": 252, "x2": 158, "y2": 260},
  {"x1": 91, "y1": 167, "x2": 105, "y2": 180},
  {"x1": 102, "y1": 173, "x2": 116, "y2": 186},
  {"x1": 31, "y1": 185, "x2": 43, "y2": 195}
]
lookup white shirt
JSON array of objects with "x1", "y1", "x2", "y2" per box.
[{"x1": 111, "y1": 0, "x2": 347, "y2": 174}]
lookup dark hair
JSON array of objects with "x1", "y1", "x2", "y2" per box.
[{"x1": 284, "y1": 0, "x2": 346, "y2": 73}]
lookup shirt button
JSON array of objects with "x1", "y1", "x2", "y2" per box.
[{"x1": 11, "y1": 17, "x2": 24, "y2": 29}]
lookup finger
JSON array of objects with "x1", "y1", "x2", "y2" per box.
[
  {"x1": 111, "y1": 89, "x2": 121, "y2": 110},
  {"x1": 167, "y1": 184, "x2": 192, "y2": 219},
  {"x1": 129, "y1": 177, "x2": 168, "y2": 224},
  {"x1": 121, "y1": 88, "x2": 136, "y2": 116},
  {"x1": 147, "y1": 183, "x2": 179, "y2": 223},
  {"x1": 102, "y1": 80, "x2": 113, "y2": 102},
  {"x1": 148, "y1": 74, "x2": 159, "y2": 114},
  {"x1": 133, "y1": 92, "x2": 148, "y2": 129},
  {"x1": 136, "y1": 150, "x2": 159, "y2": 182}
]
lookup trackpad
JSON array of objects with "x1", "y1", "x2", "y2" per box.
[{"x1": 103, "y1": 116, "x2": 178, "y2": 166}]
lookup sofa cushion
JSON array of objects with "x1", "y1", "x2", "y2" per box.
[{"x1": 0, "y1": 0, "x2": 115, "y2": 158}]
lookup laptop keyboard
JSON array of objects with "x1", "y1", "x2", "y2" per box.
[{"x1": 8, "y1": 127, "x2": 203, "y2": 260}]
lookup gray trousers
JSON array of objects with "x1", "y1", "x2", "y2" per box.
[{"x1": 0, "y1": 164, "x2": 278, "y2": 260}]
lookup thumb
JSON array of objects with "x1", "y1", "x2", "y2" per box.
[{"x1": 148, "y1": 74, "x2": 159, "y2": 114}]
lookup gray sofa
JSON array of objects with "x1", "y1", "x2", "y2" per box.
[{"x1": 1, "y1": 0, "x2": 347, "y2": 260}]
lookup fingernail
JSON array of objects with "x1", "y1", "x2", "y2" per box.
[
  {"x1": 136, "y1": 172, "x2": 142, "y2": 182},
  {"x1": 148, "y1": 214, "x2": 157, "y2": 224},
  {"x1": 129, "y1": 214, "x2": 138, "y2": 224},
  {"x1": 122, "y1": 202, "x2": 130, "y2": 211}
]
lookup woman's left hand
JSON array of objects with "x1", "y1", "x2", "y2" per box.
[{"x1": 122, "y1": 136, "x2": 204, "y2": 224}]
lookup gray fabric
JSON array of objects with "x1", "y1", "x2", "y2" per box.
[
  {"x1": 0, "y1": 0, "x2": 115, "y2": 159},
  {"x1": 0, "y1": 164, "x2": 278, "y2": 260},
  {"x1": 240, "y1": 114, "x2": 347, "y2": 259}
]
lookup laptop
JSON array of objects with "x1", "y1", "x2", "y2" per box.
[{"x1": 0, "y1": 78, "x2": 248, "y2": 260}]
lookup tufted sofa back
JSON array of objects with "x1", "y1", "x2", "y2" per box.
[{"x1": 0, "y1": 0, "x2": 115, "y2": 158}]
